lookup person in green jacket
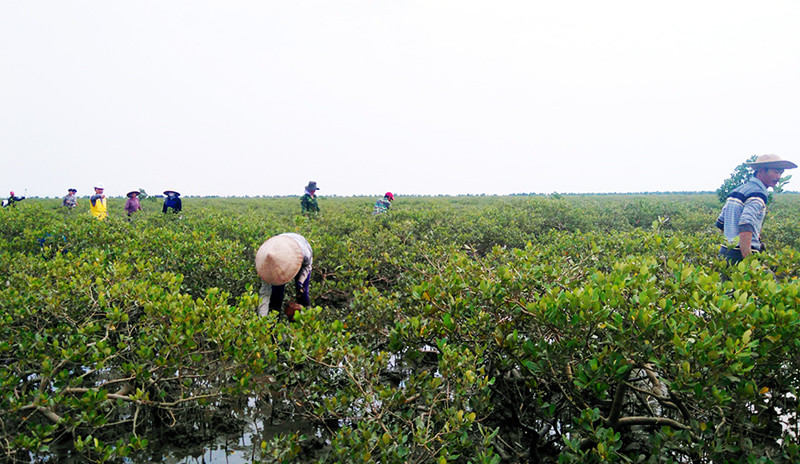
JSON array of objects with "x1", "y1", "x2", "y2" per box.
[{"x1": 300, "y1": 181, "x2": 320, "y2": 216}]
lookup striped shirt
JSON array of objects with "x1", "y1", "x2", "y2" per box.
[{"x1": 715, "y1": 177, "x2": 768, "y2": 251}]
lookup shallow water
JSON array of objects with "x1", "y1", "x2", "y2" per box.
[{"x1": 129, "y1": 396, "x2": 322, "y2": 464}]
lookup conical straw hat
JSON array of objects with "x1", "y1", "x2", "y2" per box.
[
  {"x1": 746, "y1": 154, "x2": 798, "y2": 170},
  {"x1": 255, "y1": 235, "x2": 303, "y2": 285}
]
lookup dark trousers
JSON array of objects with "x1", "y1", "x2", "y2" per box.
[
  {"x1": 719, "y1": 246, "x2": 760, "y2": 266},
  {"x1": 268, "y1": 273, "x2": 311, "y2": 310}
]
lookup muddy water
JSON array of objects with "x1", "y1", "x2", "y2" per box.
[
  {"x1": 148, "y1": 351, "x2": 437, "y2": 463},
  {"x1": 129, "y1": 396, "x2": 323, "y2": 464},
  {"x1": 39, "y1": 349, "x2": 436, "y2": 463}
]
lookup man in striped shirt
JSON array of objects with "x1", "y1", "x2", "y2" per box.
[{"x1": 716, "y1": 154, "x2": 797, "y2": 264}]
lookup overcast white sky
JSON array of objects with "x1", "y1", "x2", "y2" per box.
[{"x1": 2, "y1": 1, "x2": 799, "y2": 197}]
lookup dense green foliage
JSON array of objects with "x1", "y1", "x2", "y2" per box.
[{"x1": 2, "y1": 194, "x2": 800, "y2": 463}]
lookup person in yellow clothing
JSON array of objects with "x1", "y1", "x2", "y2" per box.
[{"x1": 89, "y1": 183, "x2": 108, "y2": 220}]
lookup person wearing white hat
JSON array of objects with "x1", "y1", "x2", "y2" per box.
[
  {"x1": 89, "y1": 183, "x2": 108, "y2": 220},
  {"x1": 716, "y1": 154, "x2": 797, "y2": 263},
  {"x1": 255, "y1": 233, "x2": 313, "y2": 321}
]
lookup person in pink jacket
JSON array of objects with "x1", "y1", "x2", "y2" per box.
[{"x1": 124, "y1": 191, "x2": 142, "y2": 219}]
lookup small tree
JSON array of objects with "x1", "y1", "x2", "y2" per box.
[
  {"x1": 716, "y1": 154, "x2": 793, "y2": 203},
  {"x1": 773, "y1": 173, "x2": 793, "y2": 193},
  {"x1": 716, "y1": 155, "x2": 757, "y2": 203}
]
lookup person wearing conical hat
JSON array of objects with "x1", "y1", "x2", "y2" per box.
[
  {"x1": 162, "y1": 190, "x2": 182, "y2": 214},
  {"x1": 255, "y1": 233, "x2": 313, "y2": 321},
  {"x1": 89, "y1": 183, "x2": 108, "y2": 220},
  {"x1": 62, "y1": 188, "x2": 78, "y2": 210},
  {"x1": 300, "y1": 181, "x2": 320, "y2": 216},
  {"x1": 124, "y1": 191, "x2": 142, "y2": 219},
  {"x1": 373, "y1": 191, "x2": 394, "y2": 215},
  {"x1": 716, "y1": 154, "x2": 797, "y2": 264}
]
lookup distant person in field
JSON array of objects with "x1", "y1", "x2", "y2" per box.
[
  {"x1": 62, "y1": 188, "x2": 78, "y2": 210},
  {"x1": 373, "y1": 191, "x2": 394, "y2": 214},
  {"x1": 4, "y1": 191, "x2": 25, "y2": 208},
  {"x1": 89, "y1": 184, "x2": 108, "y2": 220},
  {"x1": 162, "y1": 190, "x2": 182, "y2": 214},
  {"x1": 300, "y1": 181, "x2": 320, "y2": 216},
  {"x1": 124, "y1": 191, "x2": 142, "y2": 219},
  {"x1": 716, "y1": 154, "x2": 797, "y2": 264},
  {"x1": 255, "y1": 233, "x2": 313, "y2": 322}
]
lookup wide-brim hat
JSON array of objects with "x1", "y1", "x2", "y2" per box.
[
  {"x1": 68, "y1": 188, "x2": 77, "y2": 193},
  {"x1": 163, "y1": 190, "x2": 180, "y2": 196},
  {"x1": 255, "y1": 235, "x2": 303, "y2": 285},
  {"x1": 94, "y1": 183, "x2": 105, "y2": 189},
  {"x1": 746, "y1": 154, "x2": 797, "y2": 170},
  {"x1": 304, "y1": 181, "x2": 320, "y2": 191},
  {"x1": 126, "y1": 191, "x2": 139, "y2": 198}
]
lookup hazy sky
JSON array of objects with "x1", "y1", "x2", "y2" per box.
[{"x1": 2, "y1": 1, "x2": 799, "y2": 198}]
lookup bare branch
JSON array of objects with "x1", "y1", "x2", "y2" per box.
[
  {"x1": 615, "y1": 416, "x2": 690, "y2": 430},
  {"x1": 33, "y1": 406, "x2": 61, "y2": 424},
  {"x1": 604, "y1": 381, "x2": 628, "y2": 426}
]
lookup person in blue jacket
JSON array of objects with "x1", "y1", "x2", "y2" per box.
[
  {"x1": 162, "y1": 190, "x2": 182, "y2": 214},
  {"x1": 4, "y1": 191, "x2": 25, "y2": 208}
]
